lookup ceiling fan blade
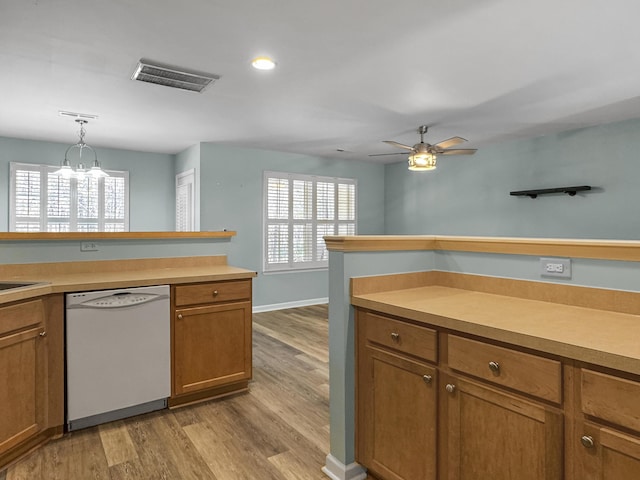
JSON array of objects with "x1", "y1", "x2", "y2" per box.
[
  {"x1": 434, "y1": 136, "x2": 467, "y2": 149},
  {"x1": 439, "y1": 148, "x2": 477, "y2": 156},
  {"x1": 368, "y1": 152, "x2": 407, "y2": 157},
  {"x1": 383, "y1": 140, "x2": 414, "y2": 151}
]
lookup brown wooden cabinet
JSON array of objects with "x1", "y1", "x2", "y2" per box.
[
  {"x1": 441, "y1": 373, "x2": 563, "y2": 480},
  {"x1": 442, "y1": 333, "x2": 564, "y2": 479},
  {"x1": 573, "y1": 369, "x2": 640, "y2": 478},
  {"x1": 0, "y1": 295, "x2": 63, "y2": 469},
  {"x1": 356, "y1": 308, "x2": 565, "y2": 480},
  {"x1": 170, "y1": 279, "x2": 252, "y2": 407},
  {"x1": 357, "y1": 310, "x2": 438, "y2": 480}
]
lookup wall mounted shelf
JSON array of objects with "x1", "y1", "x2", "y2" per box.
[{"x1": 510, "y1": 186, "x2": 592, "y2": 199}]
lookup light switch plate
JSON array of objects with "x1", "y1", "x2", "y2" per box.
[{"x1": 540, "y1": 257, "x2": 571, "y2": 278}]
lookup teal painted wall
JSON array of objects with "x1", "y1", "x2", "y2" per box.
[
  {"x1": 385, "y1": 118, "x2": 640, "y2": 239},
  {"x1": 199, "y1": 143, "x2": 386, "y2": 308},
  {"x1": 175, "y1": 143, "x2": 200, "y2": 175},
  {"x1": 0, "y1": 136, "x2": 175, "y2": 231}
]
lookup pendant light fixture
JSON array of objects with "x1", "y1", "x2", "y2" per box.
[{"x1": 55, "y1": 119, "x2": 108, "y2": 179}]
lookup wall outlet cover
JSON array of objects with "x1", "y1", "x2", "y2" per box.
[
  {"x1": 80, "y1": 241, "x2": 99, "y2": 252},
  {"x1": 540, "y1": 257, "x2": 571, "y2": 278}
]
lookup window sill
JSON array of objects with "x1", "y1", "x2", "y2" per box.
[{"x1": 263, "y1": 266, "x2": 328, "y2": 275}]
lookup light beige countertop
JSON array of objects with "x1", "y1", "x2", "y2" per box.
[
  {"x1": 353, "y1": 284, "x2": 640, "y2": 376},
  {"x1": 0, "y1": 256, "x2": 256, "y2": 305}
]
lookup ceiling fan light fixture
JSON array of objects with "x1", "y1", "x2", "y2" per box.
[{"x1": 408, "y1": 152, "x2": 437, "y2": 171}]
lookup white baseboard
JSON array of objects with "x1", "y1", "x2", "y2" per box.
[
  {"x1": 322, "y1": 454, "x2": 367, "y2": 480},
  {"x1": 252, "y1": 297, "x2": 328, "y2": 313}
]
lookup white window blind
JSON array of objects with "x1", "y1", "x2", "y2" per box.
[
  {"x1": 10, "y1": 162, "x2": 129, "y2": 232},
  {"x1": 176, "y1": 169, "x2": 196, "y2": 231},
  {"x1": 263, "y1": 171, "x2": 357, "y2": 272}
]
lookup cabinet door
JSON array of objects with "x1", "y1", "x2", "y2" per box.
[
  {"x1": 174, "y1": 301, "x2": 252, "y2": 395},
  {"x1": 0, "y1": 326, "x2": 47, "y2": 456},
  {"x1": 442, "y1": 374, "x2": 563, "y2": 480},
  {"x1": 358, "y1": 345, "x2": 437, "y2": 480},
  {"x1": 575, "y1": 422, "x2": 640, "y2": 479}
]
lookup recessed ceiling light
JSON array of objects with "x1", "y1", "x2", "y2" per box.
[{"x1": 251, "y1": 56, "x2": 276, "y2": 70}]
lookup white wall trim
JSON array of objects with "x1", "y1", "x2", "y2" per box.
[
  {"x1": 322, "y1": 454, "x2": 367, "y2": 480},
  {"x1": 253, "y1": 297, "x2": 328, "y2": 313}
]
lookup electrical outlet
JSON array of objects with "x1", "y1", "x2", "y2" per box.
[
  {"x1": 80, "y1": 241, "x2": 99, "y2": 252},
  {"x1": 540, "y1": 257, "x2": 571, "y2": 278}
]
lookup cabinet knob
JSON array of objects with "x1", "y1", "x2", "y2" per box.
[
  {"x1": 390, "y1": 332, "x2": 400, "y2": 342},
  {"x1": 423, "y1": 375, "x2": 433, "y2": 384},
  {"x1": 39, "y1": 331, "x2": 47, "y2": 337},
  {"x1": 212, "y1": 290, "x2": 219, "y2": 296},
  {"x1": 177, "y1": 314, "x2": 183, "y2": 320},
  {"x1": 488, "y1": 361, "x2": 501, "y2": 374},
  {"x1": 445, "y1": 383, "x2": 456, "y2": 394},
  {"x1": 580, "y1": 435, "x2": 595, "y2": 449}
]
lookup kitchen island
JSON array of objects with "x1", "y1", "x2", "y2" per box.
[
  {"x1": 323, "y1": 235, "x2": 640, "y2": 480},
  {"x1": 0, "y1": 255, "x2": 256, "y2": 471},
  {"x1": 352, "y1": 271, "x2": 640, "y2": 479}
]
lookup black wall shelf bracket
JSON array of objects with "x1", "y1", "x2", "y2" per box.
[{"x1": 510, "y1": 185, "x2": 592, "y2": 199}]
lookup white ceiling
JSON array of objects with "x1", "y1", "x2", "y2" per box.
[{"x1": 2, "y1": 0, "x2": 640, "y2": 163}]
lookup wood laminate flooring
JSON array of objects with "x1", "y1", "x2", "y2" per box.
[{"x1": 1, "y1": 305, "x2": 330, "y2": 480}]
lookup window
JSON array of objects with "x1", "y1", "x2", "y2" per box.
[
  {"x1": 263, "y1": 171, "x2": 356, "y2": 272},
  {"x1": 176, "y1": 169, "x2": 196, "y2": 231},
  {"x1": 10, "y1": 162, "x2": 129, "y2": 232}
]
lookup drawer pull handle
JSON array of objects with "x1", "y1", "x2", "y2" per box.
[
  {"x1": 390, "y1": 332, "x2": 400, "y2": 342},
  {"x1": 177, "y1": 314, "x2": 183, "y2": 320},
  {"x1": 423, "y1": 375, "x2": 433, "y2": 384},
  {"x1": 39, "y1": 331, "x2": 47, "y2": 337},
  {"x1": 445, "y1": 383, "x2": 456, "y2": 394},
  {"x1": 580, "y1": 435, "x2": 595, "y2": 449},
  {"x1": 213, "y1": 290, "x2": 219, "y2": 296},
  {"x1": 488, "y1": 361, "x2": 501, "y2": 374}
]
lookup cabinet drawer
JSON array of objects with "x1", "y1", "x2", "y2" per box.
[
  {"x1": 447, "y1": 335, "x2": 562, "y2": 403},
  {"x1": 581, "y1": 369, "x2": 640, "y2": 433},
  {"x1": 0, "y1": 300, "x2": 45, "y2": 336},
  {"x1": 175, "y1": 280, "x2": 251, "y2": 306},
  {"x1": 362, "y1": 311, "x2": 437, "y2": 363}
]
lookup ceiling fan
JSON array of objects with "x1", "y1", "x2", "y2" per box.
[{"x1": 369, "y1": 125, "x2": 477, "y2": 171}]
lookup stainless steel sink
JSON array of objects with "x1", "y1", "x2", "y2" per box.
[{"x1": 0, "y1": 281, "x2": 47, "y2": 291}]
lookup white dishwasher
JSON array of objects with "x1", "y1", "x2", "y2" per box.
[{"x1": 66, "y1": 284, "x2": 170, "y2": 431}]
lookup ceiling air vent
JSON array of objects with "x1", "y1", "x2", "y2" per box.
[
  {"x1": 59, "y1": 111, "x2": 99, "y2": 120},
  {"x1": 131, "y1": 59, "x2": 220, "y2": 93}
]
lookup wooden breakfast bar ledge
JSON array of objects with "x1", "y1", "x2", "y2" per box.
[{"x1": 325, "y1": 235, "x2": 640, "y2": 374}]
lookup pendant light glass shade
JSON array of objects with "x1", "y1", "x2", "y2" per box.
[
  {"x1": 54, "y1": 120, "x2": 108, "y2": 178},
  {"x1": 54, "y1": 158, "x2": 75, "y2": 178},
  {"x1": 89, "y1": 160, "x2": 109, "y2": 178}
]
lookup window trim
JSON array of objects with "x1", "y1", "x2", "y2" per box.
[
  {"x1": 9, "y1": 162, "x2": 130, "y2": 232},
  {"x1": 263, "y1": 170, "x2": 357, "y2": 273}
]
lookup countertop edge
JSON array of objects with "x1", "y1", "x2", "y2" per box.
[
  {"x1": 0, "y1": 267, "x2": 257, "y2": 304},
  {"x1": 352, "y1": 292, "x2": 640, "y2": 377}
]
